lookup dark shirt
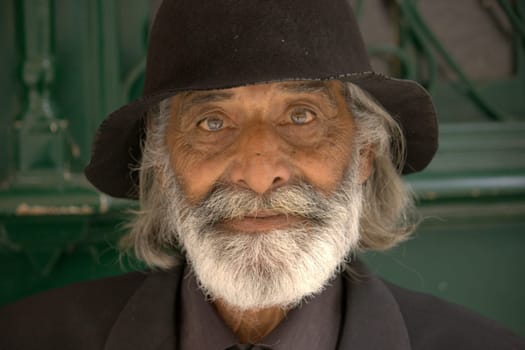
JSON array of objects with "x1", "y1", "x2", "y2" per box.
[{"x1": 179, "y1": 267, "x2": 342, "y2": 349}]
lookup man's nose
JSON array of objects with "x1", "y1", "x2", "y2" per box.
[{"x1": 228, "y1": 125, "x2": 293, "y2": 195}]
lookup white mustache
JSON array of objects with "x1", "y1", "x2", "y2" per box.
[{"x1": 191, "y1": 182, "x2": 336, "y2": 227}]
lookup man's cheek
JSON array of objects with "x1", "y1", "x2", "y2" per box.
[{"x1": 172, "y1": 156, "x2": 232, "y2": 204}]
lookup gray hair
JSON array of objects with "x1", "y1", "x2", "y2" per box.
[
  {"x1": 121, "y1": 82, "x2": 418, "y2": 269},
  {"x1": 343, "y1": 83, "x2": 417, "y2": 251}
]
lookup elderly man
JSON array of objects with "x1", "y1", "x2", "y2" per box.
[{"x1": 1, "y1": 0, "x2": 524, "y2": 349}]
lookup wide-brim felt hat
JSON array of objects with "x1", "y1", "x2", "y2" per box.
[{"x1": 85, "y1": 0, "x2": 438, "y2": 199}]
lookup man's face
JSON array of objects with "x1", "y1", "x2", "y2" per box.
[
  {"x1": 167, "y1": 80, "x2": 364, "y2": 208},
  {"x1": 161, "y1": 80, "x2": 370, "y2": 309}
]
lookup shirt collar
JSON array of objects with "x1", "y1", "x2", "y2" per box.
[
  {"x1": 179, "y1": 267, "x2": 237, "y2": 349},
  {"x1": 179, "y1": 265, "x2": 343, "y2": 350},
  {"x1": 261, "y1": 275, "x2": 342, "y2": 350}
]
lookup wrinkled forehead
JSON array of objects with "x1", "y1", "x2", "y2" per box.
[{"x1": 170, "y1": 79, "x2": 345, "y2": 113}]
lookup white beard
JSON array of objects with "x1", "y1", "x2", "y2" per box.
[{"x1": 162, "y1": 160, "x2": 363, "y2": 311}]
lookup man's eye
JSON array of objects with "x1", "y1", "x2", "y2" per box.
[
  {"x1": 289, "y1": 108, "x2": 317, "y2": 125},
  {"x1": 197, "y1": 116, "x2": 224, "y2": 131}
]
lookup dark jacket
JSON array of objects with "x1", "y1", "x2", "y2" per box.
[{"x1": 1, "y1": 262, "x2": 523, "y2": 350}]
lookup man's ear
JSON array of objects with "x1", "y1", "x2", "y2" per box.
[{"x1": 357, "y1": 145, "x2": 374, "y2": 184}]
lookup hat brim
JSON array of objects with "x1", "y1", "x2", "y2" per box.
[{"x1": 85, "y1": 72, "x2": 438, "y2": 199}]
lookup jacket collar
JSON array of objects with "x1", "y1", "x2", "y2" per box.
[
  {"x1": 337, "y1": 261, "x2": 412, "y2": 350},
  {"x1": 103, "y1": 260, "x2": 411, "y2": 350},
  {"x1": 103, "y1": 265, "x2": 184, "y2": 350}
]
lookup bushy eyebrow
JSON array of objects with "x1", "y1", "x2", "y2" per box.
[
  {"x1": 277, "y1": 81, "x2": 336, "y2": 107},
  {"x1": 180, "y1": 91, "x2": 234, "y2": 114}
]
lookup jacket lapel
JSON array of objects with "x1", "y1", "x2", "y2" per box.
[
  {"x1": 104, "y1": 265, "x2": 184, "y2": 350},
  {"x1": 103, "y1": 260, "x2": 411, "y2": 350},
  {"x1": 337, "y1": 262, "x2": 412, "y2": 350}
]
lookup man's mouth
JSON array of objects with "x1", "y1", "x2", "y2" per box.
[{"x1": 220, "y1": 210, "x2": 303, "y2": 232}]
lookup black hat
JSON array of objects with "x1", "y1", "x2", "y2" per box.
[{"x1": 85, "y1": 0, "x2": 438, "y2": 199}]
